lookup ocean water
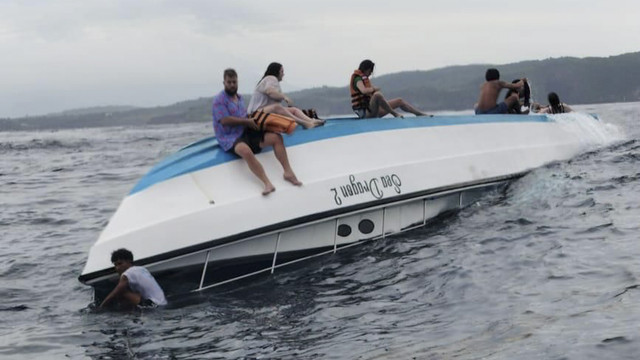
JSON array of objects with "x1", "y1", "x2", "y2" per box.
[{"x1": 1, "y1": 102, "x2": 639, "y2": 359}]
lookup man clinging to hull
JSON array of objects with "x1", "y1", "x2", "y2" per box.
[{"x1": 99, "y1": 248, "x2": 167, "y2": 309}]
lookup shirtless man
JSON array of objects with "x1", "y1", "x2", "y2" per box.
[{"x1": 475, "y1": 68, "x2": 526, "y2": 115}]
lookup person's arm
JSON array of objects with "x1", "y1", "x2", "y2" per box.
[
  {"x1": 264, "y1": 87, "x2": 293, "y2": 105},
  {"x1": 355, "y1": 79, "x2": 378, "y2": 95},
  {"x1": 213, "y1": 98, "x2": 259, "y2": 130},
  {"x1": 260, "y1": 77, "x2": 293, "y2": 105},
  {"x1": 99, "y1": 275, "x2": 129, "y2": 308},
  {"x1": 563, "y1": 104, "x2": 573, "y2": 112},
  {"x1": 500, "y1": 79, "x2": 526, "y2": 91},
  {"x1": 537, "y1": 106, "x2": 551, "y2": 114},
  {"x1": 530, "y1": 102, "x2": 542, "y2": 112},
  {"x1": 221, "y1": 116, "x2": 259, "y2": 130}
]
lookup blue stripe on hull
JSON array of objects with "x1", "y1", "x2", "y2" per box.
[{"x1": 130, "y1": 114, "x2": 551, "y2": 195}]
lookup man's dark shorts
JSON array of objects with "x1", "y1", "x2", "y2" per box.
[
  {"x1": 475, "y1": 102, "x2": 509, "y2": 115},
  {"x1": 232, "y1": 128, "x2": 263, "y2": 156}
]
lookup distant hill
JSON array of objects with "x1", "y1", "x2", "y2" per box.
[
  {"x1": 55, "y1": 105, "x2": 139, "y2": 116},
  {"x1": 2, "y1": 51, "x2": 640, "y2": 131},
  {"x1": 291, "y1": 51, "x2": 640, "y2": 115},
  {"x1": 0, "y1": 98, "x2": 213, "y2": 131}
]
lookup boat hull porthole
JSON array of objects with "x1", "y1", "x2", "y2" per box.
[
  {"x1": 337, "y1": 224, "x2": 352, "y2": 237},
  {"x1": 358, "y1": 219, "x2": 375, "y2": 234}
]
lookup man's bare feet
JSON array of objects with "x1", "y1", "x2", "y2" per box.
[
  {"x1": 283, "y1": 173, "x2": 302, "y2": 186},
  {"x1": 392, "y1": 112, "x2": 404, "y2": 118},
  {"x1": 262, "y1": 184, "x2": 276, "y2": 196}
]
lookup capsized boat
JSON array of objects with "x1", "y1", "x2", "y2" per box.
[{"x1": 78, "y1": 113, "x2": 612, "y2": 300}]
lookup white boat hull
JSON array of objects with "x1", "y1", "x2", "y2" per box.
[{"x1": 78, "y1": 114, "x2": 611, "y2": 297}]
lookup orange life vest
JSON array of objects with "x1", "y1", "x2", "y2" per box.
[
  {"x1": 350, "y1": 70, "x2": 371, "y2": 110},
  {"x1": 250, "y1": 110, "x2": 297, "y2": 135}
]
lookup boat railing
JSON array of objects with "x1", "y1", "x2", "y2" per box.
[{"x1": 190, "y1": 179, "x2": 491, "y2": 293}]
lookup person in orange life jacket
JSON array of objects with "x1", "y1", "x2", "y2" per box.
[{"x1": 350, "y1": 59, "x2": 429, "y2": 119}]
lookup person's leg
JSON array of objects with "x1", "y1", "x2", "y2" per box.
[
  {"x1": 117, "y1": 290, "x2": 142, "y2": 310},
  {"x1": 387, "y1": 98, "x2": 428, "y2": 116},
  {"x1": 504, "y1": 94, "x2": 520, "y2": 112},
  {"x1": 122, "y1": 291, "x2": 142, "y2": 306},
  {"x1": 261, "y1": 104, "x2": 318, "y2": 129},
  {"x1": 367, "y1": 92, "x2": 402, "y2": 118},
  {"x1": 261, "y1": 132, "x2": 302, "y2": 186},
  {"x1": 288, "y1": 107, "x2": 325, "y2": 126},
  {"x1": 234, "y1": 142, "x2": 275, "y2": 195},
  {"x1": 353, "y1": 108, "x2": 367, "y2": 119}
]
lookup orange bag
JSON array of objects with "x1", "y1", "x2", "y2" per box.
[{"x1": 250, "y1": 110, "x2": 297, "y2": 134}]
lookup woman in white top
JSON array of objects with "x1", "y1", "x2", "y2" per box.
[{"x1": 248, "y1": 62, "x2": 324, "y2": 129}]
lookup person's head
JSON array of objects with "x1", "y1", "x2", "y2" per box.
[
  {"x1": 263, "y1": 62, "x2": 284, "y2": 81},
  {"x1": 358, "y1": 59, "x2": 375, "y2": 76},
  {"x1": 485, "y1": 68, "x2": 500, "y2": 81},
  {"x1": 111, "y1": 248, "x2": 134, "y2": 275},
  {"x1": 548, "y1": 92, "x2": 560, "y2": 107},
  {"x1": 223, "y1": 68, "x2": 238, "y2": 96}
]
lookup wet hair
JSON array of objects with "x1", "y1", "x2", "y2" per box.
[
  {"x1": 262, "y1": 62, "x2": 283, "y2": 80},
  {"x1": 548, "y1": 92, "x2": 562, "y2": 113},
  {"x1": 358, "y1": 59, "x2": 375, "y2": 72},
  {"x1": 485, "y1": 68, "x2": 500, "y2": 81},
  {"x1": 111, "y1": 248, "x2": 134, "y2": 263},
  {"x1": 223, "y1": 68, "x2": 237, "y2": 79}
]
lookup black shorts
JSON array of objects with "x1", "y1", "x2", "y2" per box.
[
  {"x1": 353, "y1": 108, "x2": 367, "y2": 119},
  {"x1": 232, "y1": 129, "x2": 263, "y2": 156}
]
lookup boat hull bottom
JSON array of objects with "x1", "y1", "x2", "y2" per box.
[{"x1": 90, "y1": 179, "x2": 510, "y2": 303}]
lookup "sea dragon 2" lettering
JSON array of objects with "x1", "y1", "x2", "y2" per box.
[{"x1": 330, "y1": 174, "x2": 402, "y2": 205}]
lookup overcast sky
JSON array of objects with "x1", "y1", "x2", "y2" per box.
[{"x1": 1, "y1": 0, "x2": 639, "y2": 118}]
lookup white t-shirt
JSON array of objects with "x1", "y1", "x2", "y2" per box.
[
  {"x1": 247, "y1": 75, "x2": 281, "y2": 113},
  {"x1": 123, "y1": 266, "x2": 168, "y2": 305}
]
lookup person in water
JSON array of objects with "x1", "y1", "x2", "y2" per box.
[
  {"x1": 534, "y1": 92, "x2": 573, "y2": 114},
  {"x1": 350, "y1": 59, "x2": 429, "y2": 118},
  {"x1": 99, "y1": 248, "x2": 167, "y2": 309},
  {"x1": 247, "y1": 62, "x2": 324, "y2": 129},
  {"x1": 212, "y1": 68, "x2": 302, "y2": 195},
  {"x1": 475, "y1": 68, "x2": 526, "y2": 115}
]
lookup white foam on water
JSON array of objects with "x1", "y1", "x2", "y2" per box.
[{"x1": 549, "y1": 112, "x2": 624, "y2": 147}]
